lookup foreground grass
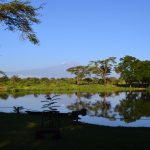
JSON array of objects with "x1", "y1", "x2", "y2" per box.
[
  {"x1": 1, "y1": 83, "x2": 145, "y2": 93},
  {"x1": 0, "y1": 113, "x2": 150, "y2": 150}
]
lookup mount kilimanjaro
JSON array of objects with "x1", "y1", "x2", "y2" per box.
[{"x1": 7, "y1": 62, "x2": 79, "y2": 78}]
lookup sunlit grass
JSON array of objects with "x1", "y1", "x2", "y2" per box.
[{"x1": 1, "y1": 83, "x2": 145, "y2": 93}]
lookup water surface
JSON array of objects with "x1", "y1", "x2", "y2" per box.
[{"x1": 0, "y1": 91, "x2": 150, "y2": 127}]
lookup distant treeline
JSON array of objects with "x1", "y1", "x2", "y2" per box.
[
  {"x1": 0, "y1": 55, "x2": 150, "y2": 87},
  {"x1": 66, "y1": 55, "x2": 150, "y2": 87}
]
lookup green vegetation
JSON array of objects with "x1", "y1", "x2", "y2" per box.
[
  {"x1": 0, "y1": 55, "x2": 149, "y2": 93},
  {"x1": 0, "y1": 0, "x2": 41, "y2": 44},
  {"x1": 67, "y1": 55, "x2": 150, "y2": 87},
  {"x1": 0, "y1": 113, "x2": 150, "y2": 150},
  {"x1": 67, "y1": 66, "x2": 89, "y2": 85},
  {"x1": 88, "y1": 57, "x2": 116, "y2": 85},
  {"x1": 115, "y1": 55, "x2": 150, "y2": 86},
  {"x1": 0, "y1": 77, "x2": 145, "y2": 93}
]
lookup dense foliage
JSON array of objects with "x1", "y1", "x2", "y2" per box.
[
  {"x1": 115, "y1": 56, "x2": 150, "y2": 86},
  {"x1": 0, "y1": 0, "x2": 40, "y2": 44},
  {"x1": 67, "y1": 66, "x2": 90, "y2": 85},
  {"x1": 88, "y1": 57, "x2": 116, "y2": 85}
]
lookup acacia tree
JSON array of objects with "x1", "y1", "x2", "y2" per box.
[
  {"x1": 0, "y1": 70, "x2": 7, "y2": 83},
  {"x1": 67, "y1": 66, "x2": 89, "y2": 85},
  {"x1": 89, "y1": 57, "x2": 116, "y2": 85},
  {"x1": 0, "y1": 0, "x2": 41, "y2": 44},
  {"x1": 0, "y1": 70, "x2": 6, "y2": 76}
]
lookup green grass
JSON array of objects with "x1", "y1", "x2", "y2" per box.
[
  {"x1": 0, "y1": 113, "x2": 150, "y2": 150},
  {"x1": 1, "y1": 83, "x2": 145, "y2": 93}
]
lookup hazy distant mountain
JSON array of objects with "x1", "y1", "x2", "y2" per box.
[{"x1": 7, "y1": 62, "x2": 79, "y2": 78}]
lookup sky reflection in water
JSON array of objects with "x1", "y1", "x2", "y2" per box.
[{"x1": 0, "y1": 91, "x2": 150, "y2": 127}]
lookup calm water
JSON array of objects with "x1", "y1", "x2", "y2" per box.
[{"x1": 0, "y1": 91, "x2": 150, "y2": 127}]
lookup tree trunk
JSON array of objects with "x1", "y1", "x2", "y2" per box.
[{"x1": 76, "y1": 77, "x2": 80, "y2": 85}]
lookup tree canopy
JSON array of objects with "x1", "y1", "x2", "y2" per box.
[
  {"x1": 135, "y1": 60, "x2": 150, "y2": 85},
  {"x1": 115, "y1": 55, "x2": 150, "y2": 86},
  {"x1": 115, "y1": 55, "x2": 140, "y2": 85},
  {"x1": 0, "y1": 0, "x2": 41, "y2": 44},
  {"x1": 89, "y1": 57, "x2": 116, "y2": 84},
  {"x1": 0, "y1": 70, "x2": 6, "y2": 76},
  {"x1": 67, "y1": 66, "x2": 89, "y2": 85},
  {"x1": 66, "y1": 56, "x2": 149, "y2": 87}
]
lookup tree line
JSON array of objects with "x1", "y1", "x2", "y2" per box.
[
  {"x1": 0, "y1": 55, "x2": 149, "y2": 88},
  {"x1": 67, "y1": 55, "x2": 150, "y2": 87}
]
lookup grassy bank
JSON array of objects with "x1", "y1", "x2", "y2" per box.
[
  {"x1": 0, "y1": 113, "x2": 150, "y2": 150},
  {"x1": 0, "y1": 85, "x2": 7, "y2": 92},
  {"x1": 0, "y1": 83, "x2": 145, "y2": 93}
]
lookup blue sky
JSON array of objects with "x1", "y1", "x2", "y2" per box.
[{"x1": 0, "y1": 0, "x2": 150, "y2": 72}]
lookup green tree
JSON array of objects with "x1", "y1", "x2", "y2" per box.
[
  {"x1": 0, "y1": 0, "x2": 41, "y2": 44},
  {"x1": 0, "y1": 71, "x2": 8, "y2": 83},
  {"x1": 136, "y1": 60, "x2": 150, "y2": 85},
  {"x1": 89, "y1": 57, "x2": 116, "y2": 85},
  {"x1": 0, "y1": 75, "x2": 8, "y2": 83},
  {"x1": 115, "y1": 55, "x2": 140, "y2": 86},
  {"x1": 67, "y1": 66, "x2": 89, "y2": 85},
  {"x1": 10, "y1": 75, "x2": 21, "y2": 83}
]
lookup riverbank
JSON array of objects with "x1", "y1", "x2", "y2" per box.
[
  {"x1": 0, "y1": 113, "x2": 150, "y2": 150},
  {"x1": 0, "y1": 85, "x2": 7, "y2": 92},
  {"x1": 0, "y1": 84, "x2": 146, "y2": 93}
]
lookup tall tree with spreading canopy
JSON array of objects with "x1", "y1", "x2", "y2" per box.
[
  {"x1": 0, "y1": 70, "x2": 6, "y2": 76},
  {"x1": 67, "y1": 66, "x2": 89, "y2": 85},
  {"x1": 89, "y1": 57, "x2": 116, "y2": 85},
  {"x1": 0, "y1": 0, "x2": 41, "y2": 44}
]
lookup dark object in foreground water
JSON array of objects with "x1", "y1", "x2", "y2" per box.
[{"x1": 26, "y1": 108, "x2": 87, "y2": 122}]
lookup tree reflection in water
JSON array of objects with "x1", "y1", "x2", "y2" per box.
[
  {"x1": 0, "y1": 93, "x2": 9, "y2": 100},
  {"x1": 0, "y1": 92, "x2": 40, "y2": 100},
  {"x1": 115, "y1": 92, "x2": 150, "y2": 123},
  {"x1": 41, "y1": 94, "x2": 60, "y2": 112},
  {"x1": 68, "y1": 91, "x2": 150, "y2": 123},
  {"x1": 68, "y1": 92, "x2": 116, "y2": 120},
  {"x1": 0, "y1": 91, "x2": 150, "y2": 124}
]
